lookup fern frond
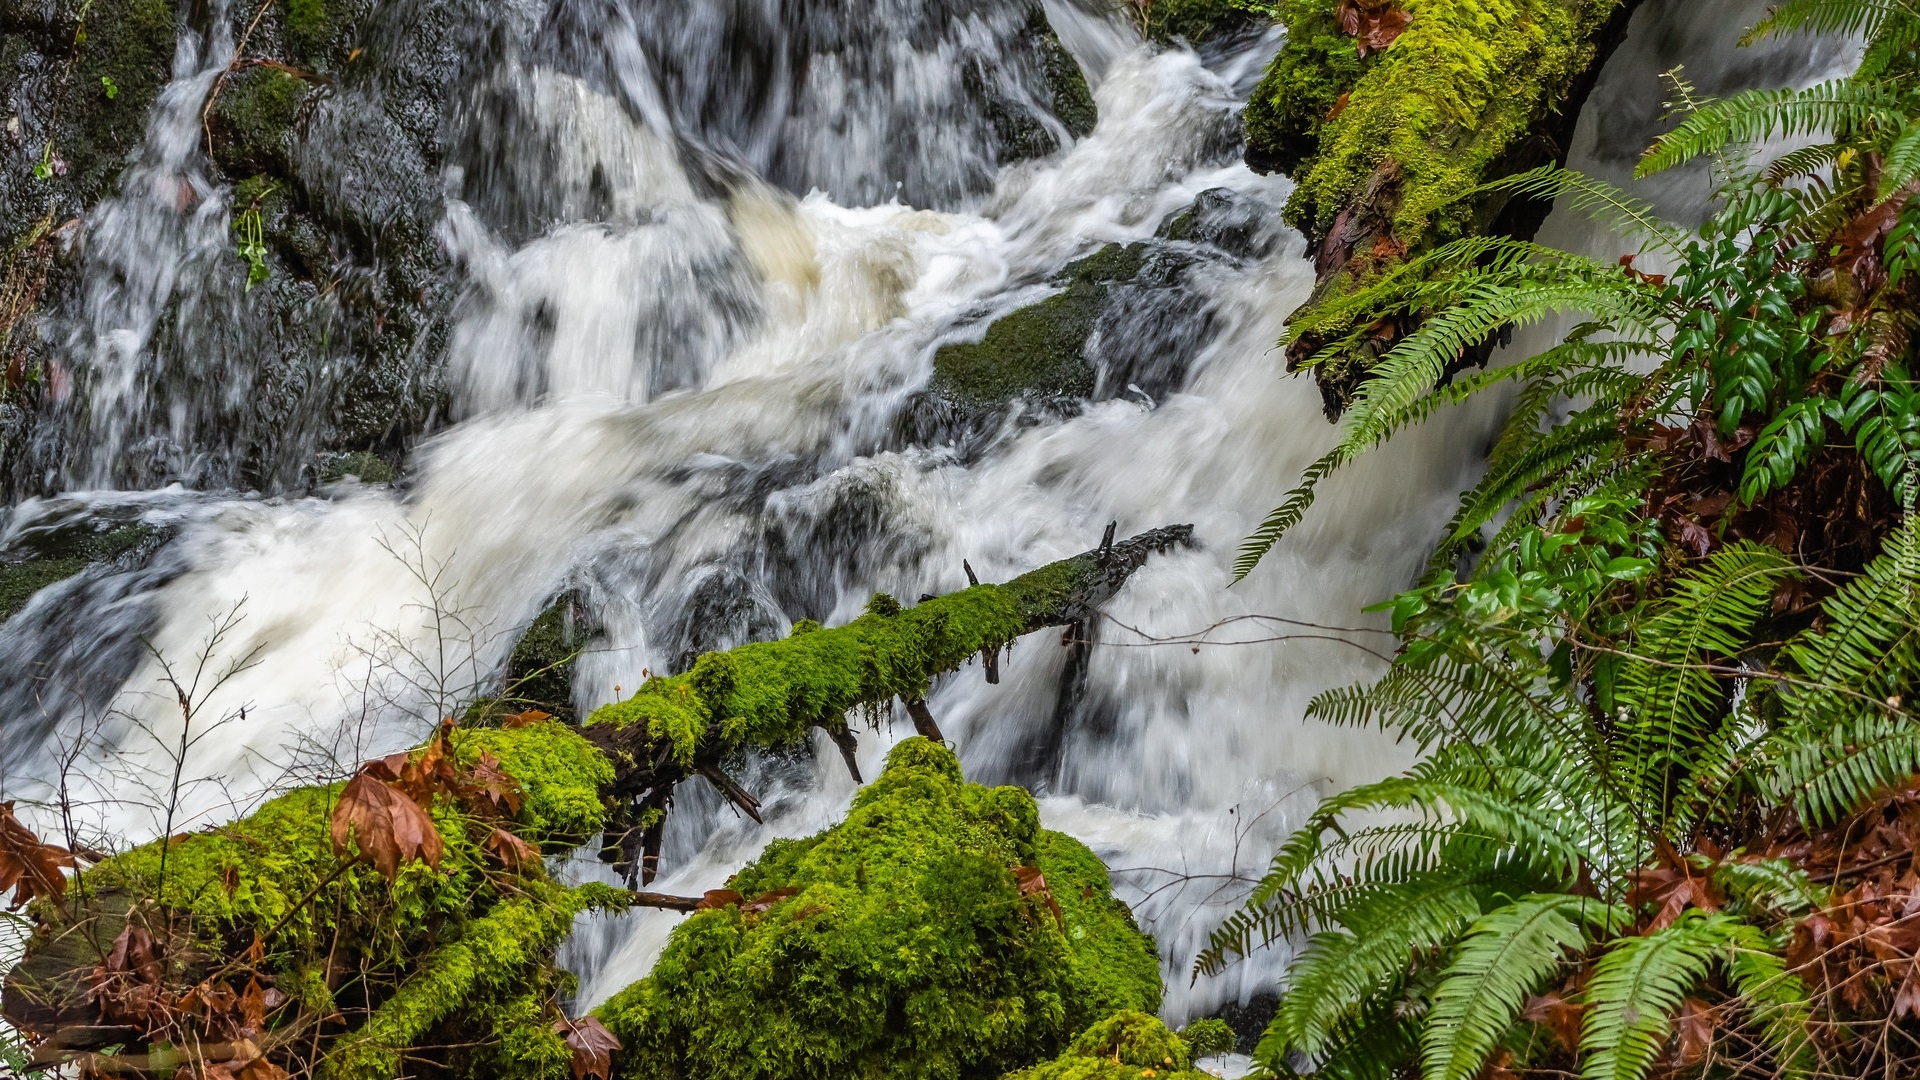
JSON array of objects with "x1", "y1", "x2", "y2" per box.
[
  {"x1": 1477, "y1": 166, "x2": 1689, "y2": 256},
  {"x1": 1879, "y1": 118, "x2": 1920, "y2": 201},
  {"x1": 1638, "y1": 80, "x2": 1906, "y2": 178},
  {"x1": 1233, "y1": 446, "x2": 1349, "y2": 582},
  {"x1": 1580, "y1": 913, "x2": 1737, "y2": 1080},
  {"x1": 1741, "y1": 0, "x2": 1918, "y2": 44},
  {"x1": 1613, "y1": 543, "x2": 1797, "y2": 818},
  {"x1": 1269, "y1": 850, "x2": 1534, "y2": 1057},
  {"x1": 1422, "y1": 894, "x2": 1629, "y2": 1080}
]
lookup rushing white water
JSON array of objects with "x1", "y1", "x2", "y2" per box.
[{"x1": 0, "y1": 0, "x2": 1860, "y2": 1041}]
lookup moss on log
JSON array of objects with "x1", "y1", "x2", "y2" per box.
[
  {"x1": 1243, "y1": 0, "x2": 1642, "y2": 414},
  {"x1": 3, "y1": 525, "x2": 1191, "y2": 1078}
]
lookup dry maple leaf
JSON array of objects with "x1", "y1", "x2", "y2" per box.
[
  {"x1": 0, "y1": 800, "x2": 76, "y2": 908},
  {"x1": 695, "y1": 889, "x2": 743, "y2": 910},
  {"x1": 1336, "y1": 0, "x2": 1411, "y2": 57},
  {"x1": 465, "y1": 751, "x2": 525, "y2": 817},
  {"x1": 484, "y1": 827, "x2": 541, "y2": 873},
  {"x1": 554, "y1": 1015, "x2": 622, "y2": 1080},
  {"x1": 330, "y1": 772, "x2": 445, "y2": 881},
  {"x1": 502, "y1": 708, "x2": 553, "y2": 729}
]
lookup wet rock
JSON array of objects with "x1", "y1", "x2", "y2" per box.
[
  {"x1": 0, "y1": 514, "x2": 159, "y2": 620},
  {"x1": 1155, "y1": 186, "x2": 1283, "y2": 261},
  {"x1": 901, "y1": 213, "x2": 1274, "y2": 455}
]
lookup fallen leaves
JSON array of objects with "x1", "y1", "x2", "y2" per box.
[
  {"x1": 554, "y1": 1015, "x2": 621, "y2": 1080},
  {"x1": 1336, "y1": 0, "x2": 1411, "y2": 58},
  {"x1": 330, "y1": 771, "x2": 444, "y2": 882},
  {"x1": 0, "y1": 800, "x2": 76, "y2": 908}
]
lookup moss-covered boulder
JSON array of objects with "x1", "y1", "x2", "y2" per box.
[
  {"x1": 1003, "y1": 1011, "x2": 1209, "y2": 1080},
  {"x1": 0, "y1": 517, "x2": 155, "y2": 620},
  {"x1": 594, "y1": 737, "x2": 1162, "y2": 1080}
]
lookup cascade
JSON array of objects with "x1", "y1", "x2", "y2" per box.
[{"x1": 0, "y1": 0, "x2": 1859, "y2": 1043}]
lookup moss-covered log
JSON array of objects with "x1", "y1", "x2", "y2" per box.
[
  {"x1": 3, "y1": 525, "x2": 1190, "y2": 1078},
  {"x1": 1243, "y1": 0, "x2": 1642, "y2": 414},
  {"x1": 582, "y1": 522, "x2": 1195, "y2": 884}
]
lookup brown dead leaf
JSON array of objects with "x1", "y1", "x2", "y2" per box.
[
  {"x1": 0, "y1": 800, "x2": 76, "y2": 908},
  {"x1": 554, "y1": 1015, "x2": 622, "y2": 1080},
  {"x1": 330, "y1": 772, "x2": 445, "y2": 881},
  {"x1": 484, "y1": 827, "x2": 541, "y2": 873},
  {"x1": 1013, "y1": 866, "x2": 1066, "y2": 930},
  {"x1": 1521, "y1": 992, "x2": 1585, "y2": 1052},
  {"x1": 502, "y1": 709, "x2": 554, "y2": 729},
  {"x1": 465, "y1": 751, "x2": 525, "y2": 817},
  {"x1": 695, "y1": 889, "x2": 743, "y2": 910},
  {"x1": 1337, "y1": 0, "x2": 1411, "y2": 57},
  {"x1": 1676, "y1": 997, "x2": 1716, "y2": 1065}
]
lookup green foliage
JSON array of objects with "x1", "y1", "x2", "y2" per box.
[
  {"x1": 1244, "y1": 0, "x2": 1629, "y2": 241},
  {"x1": 594, "y1": 738, "x2": 1161, "y2": 1080},
  {"x1": 1218, "y1": 7, "x2": 1920, "y2": 1075},
  {"x1": 1178, "y1": 1017, "x2": 1236, "y2": 1058}
]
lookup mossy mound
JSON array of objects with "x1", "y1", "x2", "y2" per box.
[
  {"x1": 1147, "y1": 0, "x2": 1259, "y2": 48},
  {"x1": 3, "y1": 719, "x2": 615, "y2": 1078},
  {"x1": 594, "y1": 738, "x2": 1162, "y2": 1080},
  {"x1": 1003, "y1": 1011, "x2": 1209, "y2": 1080}
]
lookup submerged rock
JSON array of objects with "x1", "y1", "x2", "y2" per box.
[{"x1": 594, "y1": 737, "x2": 1163, "y2": 1080}]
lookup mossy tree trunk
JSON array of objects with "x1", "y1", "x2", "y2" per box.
[{"x1": 1242, "y1": 0, "x2": 1644, "y2": 415}]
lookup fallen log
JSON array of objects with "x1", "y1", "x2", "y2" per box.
[{"x1": 1, "y1": 523, "x2": 1193, "y2": 1076}]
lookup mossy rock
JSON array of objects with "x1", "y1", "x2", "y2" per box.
[
  {"x1": 0, "y1": 521, "x2": 156, "y2": 620},
  {"x1": 4, "y1": 718, "x2": 614, "y2": 1075},
  {"x1": 594, "y1": 738, "x2": 1163, "y2": 1080},
  {"x1": 465, "y1": 593, "x2": 596, "y2": 726},
  {"x1": 1147, "y1": 0, "x2": 1258, "y2": 48},
  {"x1": 1032, "y1": 4, "x2": 1097, "y2": 141},
  {"x1": 1239, "y1": 0, "x2": 1372, "y2": 181},
  {"x1": 928, "y1": 242, "x2": 1150, "y2": 409},
  {"x1": 1003, "y1": 1011, "x2": 1209, "y2": 1080}
]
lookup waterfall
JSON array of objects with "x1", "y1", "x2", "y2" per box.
[{"x1": 0, "y1": 0, "x2": 1857, "y2": 1040}]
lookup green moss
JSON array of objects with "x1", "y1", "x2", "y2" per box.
[
  {"x1": 594, "y1": 738, "x2": 1161, "y2": 1080},
  {"x1": 932, "y1": 287, "x2": 1104, "y2": 406},
  {"x1": 586, "y1": 584, "x2": 1029, "y2": 764},
  {"x1": 453, "y1": 720, "x2": 613, "y2": 841},
  {"x1": 321, "y1": 887, "x2": 583, "y2": 1080},
  {"x1": 1178, "y1": 1018, "x2": 1234, "y2": 1059},
  {"x1": 210, "y1": 65, "x2": 310, "y2": 176},
  {"x1": 1004, "y1": 1012, "x2": 1207, "y2": 1080},
  {"x1": 1254, "y1": 0, "x2": 1626, "y2": 245},
  {"x1": 1032, "y1": 5, "x2": 1098, "y2": 139},
  {"x1": 0, "y1": 523, "x2": 153, "y2": 620},
  {"x1": 318, "y1": 450, "x2": 397, "y2": 485},
  {"x1": 1148, "y1": 0, "x2": 1255, "y2": 47},
  {"x1": 1240, "y1": 1, "x2": 1373, "y2": 179},
  {"x1": 30, "y1": 721, "x2": 625, "y2": 1080}
]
